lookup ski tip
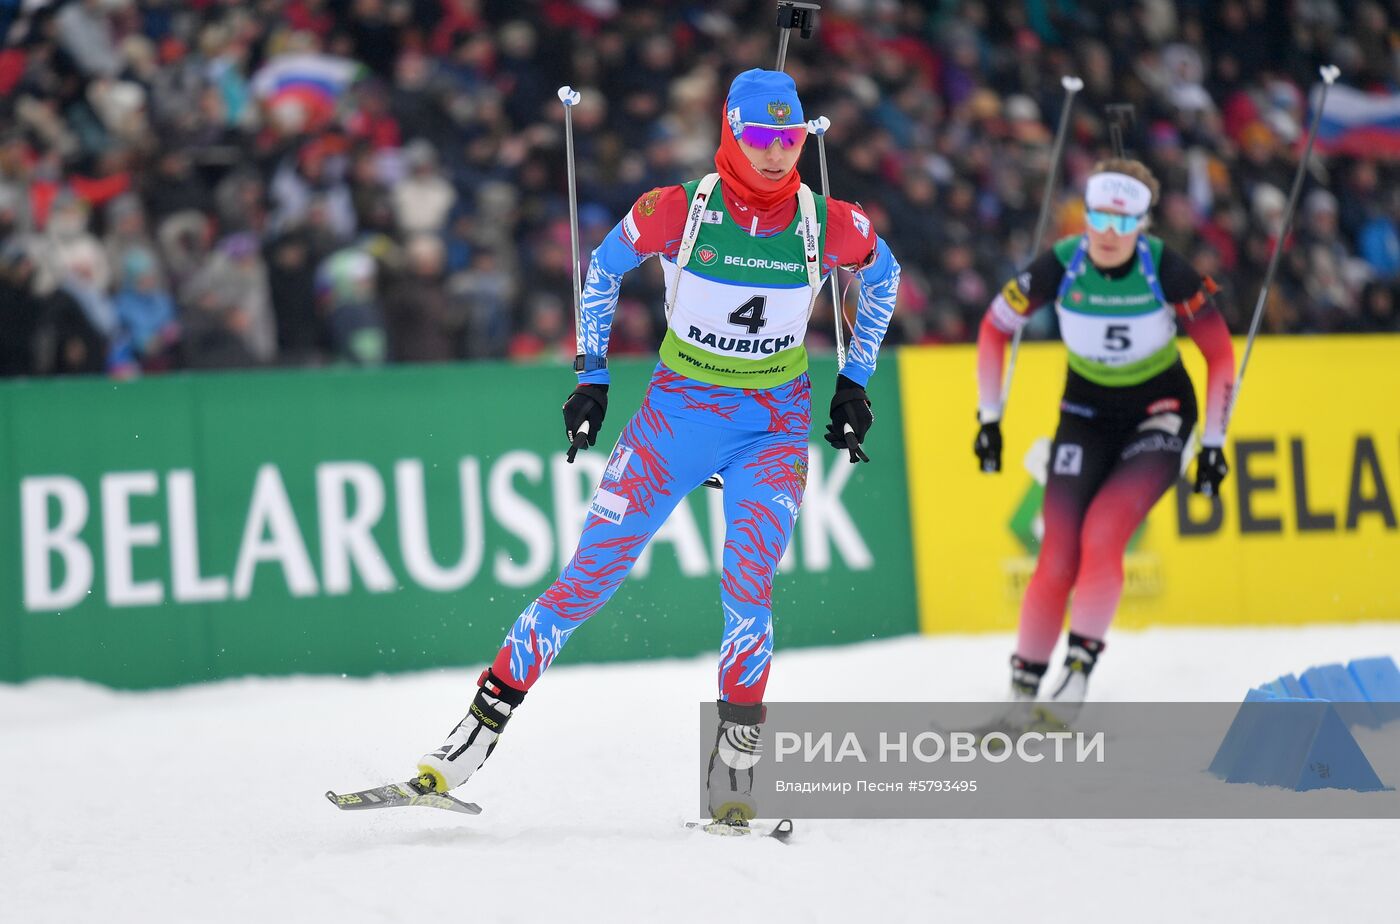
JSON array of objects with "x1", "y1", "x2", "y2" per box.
[
  {"x1": 326, "y1": 789, "x2": 360, "y2": 809},
  {"x1": 432, "y1": 796, "x2": 483, "y2": 816},
  {"x1": 407, "y1": 788, "x2": 484, "y2": 815},
  {"x1": 685, "y1": 818, "x2": 794, "y2": 841}
]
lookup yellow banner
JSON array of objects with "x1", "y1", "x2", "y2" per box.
[{"x1": 899, "y1": 335, "x2": 1400, "y2": 633}]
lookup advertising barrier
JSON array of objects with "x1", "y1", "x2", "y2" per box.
[
  {"x1": 6, "y1": 334, "x2": 1396, "y2": 688},
  {"x1": 0, "y1": 356, "x2": 917, "y2": 687},
  {"x1": 900, "y1": 335, "x2": 1400, "y2": 634}
]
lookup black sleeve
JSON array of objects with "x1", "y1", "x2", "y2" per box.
[
  {"x1": 1157, "y1": 247, "x2": 1206, "y2": 303},
  {"x1": 1012, "y1": 248, "x2": 1067, "y2": 307}
]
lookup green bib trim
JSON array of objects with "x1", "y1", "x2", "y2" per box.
[
  {"x1": 1067, "y1": 340, "x2": 1180, "y2": 386},
  {"x1": 659, "y1": 329, "x2": 809, "y2": 388}
]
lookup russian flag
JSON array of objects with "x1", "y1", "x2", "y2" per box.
[
  {"x1": 1313, "y1": 84, "x2": 1400, "y2": 157},
  {"x1": 251, "y1": 54, "x2": 364, "y2": 129}
]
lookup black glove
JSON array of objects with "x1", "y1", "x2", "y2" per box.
[
  {"x1": 562, "y1": 384, "x2": 608, "y2": 462},
  {"x1": 1195, "y1": 445, "x2": 1228, "y2": 497},
  {"x1": 825, "y1": 374, "x2": 873, "y2": 463},
  {"x1": 974, "y1": 417, "x2": 1002, "y2": 473}
]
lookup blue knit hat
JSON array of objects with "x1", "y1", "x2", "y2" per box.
[{"x1": 725, "y1": 68, "x2": 804, "y2": 138}]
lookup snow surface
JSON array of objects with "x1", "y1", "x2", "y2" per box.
[{"x1": 4, "y1": 623, "x2": 1399, "y2": 923}]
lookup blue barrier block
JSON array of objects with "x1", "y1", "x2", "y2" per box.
[
  {"x1": 1300, "y1": 663, "x2": 1378, "y2": 728},
  {"x1": 1348, "y1": 656, "x2": 1400, "y2": 725},
  {"x1": 1210, "y1": 699, "x2": 1387, "y2": 792},
  {"x1": 1299, "y1": 663, "x2": 1365, "y2": 700},
  {"x1": 1262, "y1": 675, "x2": 1308, "y2": 699},
  {"x1": 1209, "y1": 688, "x2": 1282, "y2": 777}
]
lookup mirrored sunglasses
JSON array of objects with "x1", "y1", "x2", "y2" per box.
[
  {"x1": 1086, "y1": 209, "x2": 1145, "y2": 234},
  {"x1": 738, "y1": 123, "x2": 807, "y2": 149}
]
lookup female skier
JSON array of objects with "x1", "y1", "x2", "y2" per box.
[
  {"x1": 414, "y1": 69, "x2": 900, "y2": 826},
  {"x1": 974, "y1": 158, "x2": 1234, "y2": 713}
]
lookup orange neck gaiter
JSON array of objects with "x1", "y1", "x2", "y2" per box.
[{"x1": 714, "y1": 120, "x2": 802, "y2": 210}]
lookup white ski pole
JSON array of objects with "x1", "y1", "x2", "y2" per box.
[
  {"x1": 1225, "y1": 65, "x2": 1340, "y2": 438},
  {"x1": 998, "y1": 75, "x2": 1083, "y2": 421},
  {"x1": 557, "y1": 85, "x2": 592, "y2": 460},
  {"x1": 807, "y1": 115, "x2": 865, "y2": 463},
  {"x1": 807, "y1": 116, "x2": 846, "y2": 368}
]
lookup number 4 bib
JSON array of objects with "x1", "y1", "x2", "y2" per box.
[{"x1": 656, "y1": 174, "x2": 827, "y2": 389}]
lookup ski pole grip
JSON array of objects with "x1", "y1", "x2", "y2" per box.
[
  {"x1": 567, "y1": 420, "x2": 590, "y2": 463},
  {"x1": 557, "y1": 86, "x2": 581, "y2": 106},
  {"x1": 842, "y1": 425, "x2": 868, "y2": 464}
]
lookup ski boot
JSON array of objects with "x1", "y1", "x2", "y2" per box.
[
  {"x1": 706, "y1": 700, "x2": 765, "y2": 829},
  {"x1": 971, "y1": 655, "x2": 1048, "y2": 751},
  {"x1": 414, "y1": 669, "x2": 526, "y2": 794},
  {"x1": 1033, "y1": 633, "x2": 1105, "y2": 729},
  {"x1": 1011, "y1": 654, "x2": 1048, "y2": 701}
]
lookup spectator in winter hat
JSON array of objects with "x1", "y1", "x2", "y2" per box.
[
  {"x1": 44, "y1": 192, "x2": 113, "y2": 324},
  {"x1": 316, "y1": 245, "x2": 385, "y2": 365},
  {"x1": 392, "y1": 139, "x2": 457, "y2": 235},
  {"x1": 56, "y1": 0, "x2": 123, "y2": 79},
  {"x1": 384, "y1": 233, "x2": 453, "y2": 363},
  {"x1": 1251, "y1": 184, "x2": 1286, "y2": 239},
  {"x1": 113, "y1": 247, "x2": 180, "y2": 367},
  {"x1": 181, "y1": 233, "x2": 276, "y2": 367},
  {"x1": 104, "y1": 193, "x2": 161, "y2": 287}
]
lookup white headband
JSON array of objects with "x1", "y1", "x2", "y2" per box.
[{"x1": 1085, "y1": 172, "x2": 1152, "y2": 215}]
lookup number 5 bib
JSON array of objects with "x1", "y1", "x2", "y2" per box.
[{"x1": 1053, "y1": 234, "x2": 1179, "y2": 387}]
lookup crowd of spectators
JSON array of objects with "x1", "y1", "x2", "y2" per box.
[{"x1": 1, "y1": 0, "x2": 1397, "y2": 379}]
